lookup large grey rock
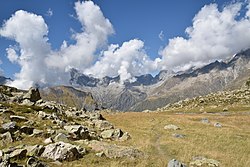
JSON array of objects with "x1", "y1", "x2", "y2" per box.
[
  {"x1": 94, "y1": 120, "x2": 113, "y2": 131},
  {"x1": 168, "y1": 159, "x2": 186, "y2": 167},
  {"x1": 25, "y1": 145, "x2": 45, "y2": 157},
  {"x1": 41, "y1": 142, "x2": 84, "y2": 161},
  {"x1": 1, "y1": 122, "x2": 17, "y2": 132},
  {"x1": 0, "y1": 132, "x2": 13, "y2": 145},
  {"x1": 100, "y1": 129, "x2": 123, "y2": 140},
  {"x1": 23, "y1": 87, "x2": 41, "y2": 102},
  {"x1": 9, "y1": 148, "x2": 27, "y2": 159},
  {"x1": 54, "y1": 133, "x2": 68, "y2": 142},
  {"x1": 27, "y1": 157, "x2": 48, "y2": 167},
  {"x1": 20, "y1": 126, "x2": 34, "y2": 135},
  {"x1": 10, "y1": 115, "x2": 28, "y2": 122},
  {"x1": 88, "y1": 140, "x2": 143, "y2": 159},
  {"x1": 64, "y1": 125, "x2": 90, "y2": 140},
  {"x1": 190, "y1": 156, "x2": 220, "y2": 167},
  {"x1": 31, "y1": 129, "x2": 43, "y2": 136}
]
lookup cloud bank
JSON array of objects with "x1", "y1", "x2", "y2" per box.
[
  {"x1": 160, "y1": 2, "x2": 250, "y2": 71},
  {"x1": 1, "y1": 1, "x2": 250, "y2": 89}
]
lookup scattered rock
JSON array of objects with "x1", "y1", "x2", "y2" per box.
[
  {"x1": 94, "y1": 120, "x2": 113, "y2": 131},
  {"x1": 201, "y1": 118, "x2": 210, "y2": 124},
  {"x1": 96, "y1": 151, "x2": 105, "y2": 157},
  {"x1": 26, "y1": 157, "x2": 48, "y2": 167},
  {"x1": 119, "y1": 132, "x2": 131, "y2": 141},
  {"x1": 9, "y1": 148, "x2": 27, "y2": 159},
  {"x1": 88, "y1": 140, "x2": 143, "y2": 159},
  {"x1": 54, "y1": 133, "x2": 68, "y2": 142},
  {"x1": 100, "y1": 128, "x2": 123, "y2": 140},
  {"x1": 164, "y1": 124, "x2": 180, "y2": 130},
  {"x1": 168, "y1": 159, "x2": 187, "y2": 167},
  {"x1": 10, "y1": 115, "x2": 28, "y2": 122},
  {"x1": 23, "y1": 87, "x2": 41, "y2": 102},
  {"x1": 41, "y1": 142, "x2": 84, "y2": 161},
  {"x1": 214, "y1": 122, "x2": 222, "y2": 128},
  {"x1": 20, "y1": 126, "x2": 34, "y2": 135},
  {"x1": 223, "y1": 108, "x2": 228, "y2": 112},
  {"x1": 44, "y1": 137, "x2": 54, "y2": 144},
  {"x1": 0, "y1": 132, "x2": 13, "y2": 145},
  {"x1": 172, "y1": 133, "x2": 185, "y2": 138},
  {"x1": 1, "y1": 122, "x2": 17, "y2": 132},
  {"x1": 22, "y1": 99, "x2": 35, "y2": 106},
  {"x1": 190, "y1": 156, "x2": 220, "y2": 167},
  {"x1": 25, "y1": 145, "x2": 45, "y2": 157},
  {"x1": 31, "y1": 129, "x2": 43, "y2": 136},
  {"x1": 64, "y1": 125, "x2": 90, "y2": 140}
]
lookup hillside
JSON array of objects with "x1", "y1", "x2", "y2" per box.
[{"x1": 0, "y1": 80, "x2": 250, "y2": 166}]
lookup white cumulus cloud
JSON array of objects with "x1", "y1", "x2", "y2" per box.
[
  {"x1": 84, "y1": 39, "x2": 160, "y2": 83},
  {"x1": 160, "y1": 1, "x2": 250, "y2": 71}
]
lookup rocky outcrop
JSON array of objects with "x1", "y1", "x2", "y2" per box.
[{"x1": 41, "y1": 142, "x2": 84, "y2": 161}]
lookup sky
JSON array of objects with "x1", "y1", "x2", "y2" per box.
[{"x1": 1, "y1": 0, "x2": 250, "y2": 89}]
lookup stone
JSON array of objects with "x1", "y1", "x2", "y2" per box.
[
  {"x1": 164, "y1": 124, "x2": 180, "y2": 130},
  {"x1": 31, "y1": 129, "x2": 43, "y2": 136},
  {"x1": 20, "y1": 126, "x2": 34, "y2": 135},
  {"x1": 10, "y1": 115, "x2": 28, "y2": 122},
  {"x1": 22, "y1": 99, "x2": 35, "y2": 106},
  {"x1": 54, "y1": 133, "x2": 68, "y2": 142},
  {"x1": 88, "y1": 140, "x2": 143, "y2": 159},
  {"x1": 168, "y1": 159, "x2": 187, "y2": 167},
  {"x1": 94, "y1": 120, "x2": 113, "y2": 131},
  {"x1": 44, "y1": 137, "x2": 53, "y2": 144},
  {"x1": 100, "y1": 129, "x2": 114, "y2": 139},
  {"x1": 100, "y1": 129, "x2": 124, "y2": 140},
  {"x1": 64, "y1": 125, "x2": 90, "y2": 140},
  {"x1": 89, "y1": 113, "x2": 104, "y2": 120},
  {"x1": 119, "y1": 132, "x2": 131, "y2": 141},
  {"x1": 25, "y1": 145, "x2": 45, "y2": 157},
  {"x1": 23, "y1": 87, "x2": 41, "y2": 102},
  {"x1": 214, "y1": 122, "x2": 222, "y2": 128},
  {"x1": 1, "y1": 122, "x2": 17, "y2": 132},
  {"x1": 172, "y1": 134, "x2": 185, "y2": 138},
  {"x1": 27, "y1": 157, "x2": 48, "y2": 167},
  {"x1": 0, "y1": 132, "x2": 13, "y2": 145},
  {"x1": 9, "y1": 148, "x2": 27, "y2": 159},
  {"x1": 0, "y1": 159, "x2": 19, "y2": 167},
  {"x1": 201, "y1": 118, "x2": 210, "y2": 124},
  {"x1": 190, "y1": 156, "x2": 220, "y2": 167},
  {"x1": 41, "y1": 142, "x2": 83, "y2": 161},
  {"x1": 0, "y1": 150, "x2": 4, "y2": 162},
  {"x1": 96, "y1": 151, "x2": 105, "y2": 157}
]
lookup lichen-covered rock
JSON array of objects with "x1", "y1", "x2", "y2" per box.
[
  {"x1": 190, "y1": 157, "x2": 220, "y2": 167},
  {"x1": 23, "y1": 87, "x2": 41, "y2": 102},
  {"x1": 41, "y1": 142, "x2": 84, "y2": 161},
  {"x1": 164, "y1": 124, "x2": 180, "y2": 130},
  {"x1": 64, "y1": 125, "x2": 90, "y2": 140},
  {"x1": 26, "y1": 157, "x2": 48, "y2": 167},
  {"x1": 168, "y1": 159, "x2": 186, "y2": 167}
]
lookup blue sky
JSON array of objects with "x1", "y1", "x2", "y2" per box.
[{"x1": 1, "y1": 0, "x2": 250, "y2": 89}]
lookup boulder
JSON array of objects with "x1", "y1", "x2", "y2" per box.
[
  {"x1": 31, "y1": 129, "x2": 43, "y2": 136},
  {"x1": 25, "y1": 145, "x2": 45, "y2": 157},
  {"x1": 94, "y1": 120, "x2": 113, "y2": 131},
  {"x1": 164, "y1": 124, "x2": 180, "y2": 130},
  {"x1": 201, "y1": 118, "x2": 210, "y2": 124},
  {"x1": 9, "y1": 148, "x2": 27, "y2": 159},
  {"x1": 119, "y1": 132, "x2": 131, "y2": 141},
  {"x1": 64, "y1": 125, "x2": 90, "y2": 140},
  {"x1": 23, "y1": 87, "x2": 41, "y2": 102},
  {"x1": 22, "y1": 99, "x2": 35, "y2": 106},
  {"x1": 0, "y1": 132, "x2": 13, "y2": 145},
  {"x1": 41, "y1": 142, "x2": 84, "y2": 161},
  {"x1": 54, "y1": 133, "x2": 68, "y2": 142},
  {"x1": 44, "y1": 137, "x2": 53, "y2": 144},
  {"x1": 100, "y1": 129, "x2": 123, "y2": 140},
  {"x1": 1, "y1": 122, "x2": 17, "y2": 133},
  {"x1": 27, "y1": 157, "x2": 48, "y2": 167},
  {"x1": 20, "y1": 126, "x2": 34, "y2": 135},
  {"x1": 190, "y1": 156, "x2": 219, "y2": 167},
  {"x1": 214, "y1": 122, "x2": 222, "y2": 128},
  {"x1": 88, "y1": 140, "x2": 143, "y2": 159},
  {"x1": 10, "y1": 115, "x2": 28, "y2": 122},
  {"x1": 168, "y1": 159, "x2": 187, "y2": 167}
]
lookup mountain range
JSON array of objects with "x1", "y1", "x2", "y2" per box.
[{"x1": 38, "y1": 48, "x2": 250, "y2": 111}]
